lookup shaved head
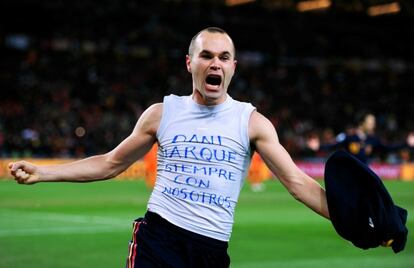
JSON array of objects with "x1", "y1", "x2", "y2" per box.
[{"x1": 188, "y1": 27, "x2": 236, "y2": 58}]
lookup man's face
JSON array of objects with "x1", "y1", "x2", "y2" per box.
[
  {"x1": 363, "y1": 114, "x2": 376, "y2": 133},
  {"x1": 186, "y1": 31, "x2": 237, "y2": 105}
]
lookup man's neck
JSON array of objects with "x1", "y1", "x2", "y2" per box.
[{"x1": 191, "y1": 90, "x2": 227, "y2": 106}]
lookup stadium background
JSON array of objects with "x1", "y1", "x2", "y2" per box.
[{"x1": 0, "y1": 0, "x2": 413, "y2": 267}]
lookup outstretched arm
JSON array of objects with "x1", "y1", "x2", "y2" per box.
[
  {"x1": 9, "y1": 103, "x2": 162, "y2": 184},
  {"x1": 249, "y1": 111, "x2": 330, "y2": 219}
]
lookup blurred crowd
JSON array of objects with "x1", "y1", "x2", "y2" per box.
[{"x1": 1, "y1": 1, "x2": 414, "y2": 162}]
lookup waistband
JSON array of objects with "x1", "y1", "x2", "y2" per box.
[{"x1": 144, "y1": 211, "x2": 228, "y2": 249}]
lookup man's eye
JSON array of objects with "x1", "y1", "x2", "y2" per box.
[
  {"x1": 220, "y1": 56, "x2": 229, "y2": 61},
  {"x1": 201, "y1": 54, "x2": 212, "y2": 59}
]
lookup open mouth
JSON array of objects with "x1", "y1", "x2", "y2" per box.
[{"x1": 205, "y1": 74, "x2": 222, "y2": 86}]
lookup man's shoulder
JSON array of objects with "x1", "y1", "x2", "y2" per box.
[
  {"x1": 164, "y1": 94, "x2": 189, "y2": 102},
  {"x1": 143, "y1": 103, "x2": 163, "y2": 121},
  {"x1": 229, "y1": 96, "x2": 256, "y2": 113}
]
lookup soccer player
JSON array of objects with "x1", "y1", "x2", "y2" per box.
[
  {"x1": 307, "y1": 112, "x2": 414, "y2": 163},
  {"x1": 247, "y1": 151, "x2": 271, "y2": 192},
  {"x1": 143, "y1": 143, "x2": 158, "y2": 188},
  {"x1": 9, "y1": 27, "x2": 330, "y2": 268}
]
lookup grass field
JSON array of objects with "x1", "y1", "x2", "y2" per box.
[{"x1": 0, "y1": 178, "x2": 413, "y2": 268}]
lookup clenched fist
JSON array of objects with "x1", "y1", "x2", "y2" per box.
[{"x1": 8, "y1": 161, "x2": 40, "y2": 185}]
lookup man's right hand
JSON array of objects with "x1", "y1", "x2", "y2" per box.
[{"x1": 8, "y1": 161, "x2": 40, "y2": 185}]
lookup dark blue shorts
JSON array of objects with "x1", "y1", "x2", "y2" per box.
[{"x1": 126, "y1": 211, "x2": 230, "y2": 268}]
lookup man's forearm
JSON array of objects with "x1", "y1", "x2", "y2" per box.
[
  {"x1": 38, "y1": 154, "x2": 121, "y2": 182},
  {"x1": 299, "y1": 177, "x2": 330, "y2": 220}
]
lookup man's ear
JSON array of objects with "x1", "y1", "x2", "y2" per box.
[{"x1": 186, "y1": 55, "x2": 192, "y2": 73}]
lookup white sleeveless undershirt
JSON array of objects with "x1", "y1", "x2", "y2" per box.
[{"x1": 147, "y1": 94, "x2": 256, "y2": 241}]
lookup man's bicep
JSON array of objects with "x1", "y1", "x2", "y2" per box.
[
  {"x1": 250, "y1": 112, "x2": 300, "y2": 181},
  {"x1": 109, "y1": 133, "x2": 155, "y2": 170},
  {"x1": 249, "y1": 111, "x2": 283, "y2": 160},
  {"x1": 256, "y1": 137, "x2": 298, "y2": 181}
]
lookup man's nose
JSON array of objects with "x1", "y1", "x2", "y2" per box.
[{"x1": 210, "y1": 58, "x2": 221, "y2": 70}]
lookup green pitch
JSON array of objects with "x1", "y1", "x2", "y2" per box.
[{"x1": 0, "y1": 179, "x2": 412, "y2": 268}]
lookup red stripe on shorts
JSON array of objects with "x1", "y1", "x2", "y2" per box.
[{"x1": 127, "y1": 220, "x2": 142, "y2": 268}]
